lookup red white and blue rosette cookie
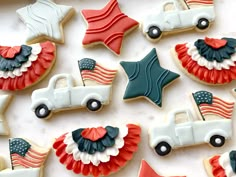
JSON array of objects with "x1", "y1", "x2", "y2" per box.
[
  {"x1": 53, "y1": 124, "x2": 141, "y2": 177},
  {"x1": 204, "y1": 151, "x2": 236, "y2": 177},
  {"x1": 0, "y1": 41, "x2": 56, "y2": 90},
  {"x1": 173, "y1": 37, "x2": 236, "y2": 85}
]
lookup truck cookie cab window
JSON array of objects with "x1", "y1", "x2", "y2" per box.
[{"x1": 142, "y1": 0, "x2": 215, "y2": 41}]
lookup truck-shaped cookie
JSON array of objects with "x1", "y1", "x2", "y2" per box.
[
  {"x1": 31, "y1": 74, "x2": 112, "y2": 119},
  {"x1": 142, "y1": 0, "x2": 215, "y2": 41},
  {"x1": 149, "y1": 109, "x2": 232, "y2": 156},
  {"x1": 149, "y1": 91, "x2": 234, "y2": 156},
  {"x1": 31, "y1": 58, "x2": 117, "y2": 119}
]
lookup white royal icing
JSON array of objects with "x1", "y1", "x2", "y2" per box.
[
  {"x1": 186, "y1": 43, "x2": 236, "y2": 70},
  {"x1": 0, "y1": 168, "x2": 41, "y2": 177},
  {"x1": 142, "y1": 0, "x2": 215, "y2": 35},
  {"x1": 16, "y1": 0, "x2": 74, "y2": 43},
  {"x1": 31, "y1": 74, "x2": 112, "y2": 118},
  {"x1": 63, "y1": 125, "x2": 128, "y2": 166},
  {"x1": 149, "y1": 109, "x2": 232, "y2": 150},
  {"x1": 219, "y1": 152, "x2": 235, "y2": 177},
  {"x1": 0, "y1": 44, "x2": 42, "y2": 79}
]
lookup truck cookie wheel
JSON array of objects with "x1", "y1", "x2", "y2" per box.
[
  {"x1": 210, "y1": 135, "x2": 225, "y2": 147},
  {"x1": 35, "y1": 104, "x2": 51, "y2": 119},
  {"x1": 147, "y1": 26, "x2": 162, "y2": 40},
  {"x1": 155, "y1": 142, "x2": 171, "y2": 156},
  {"x1": 86, "y1": 99, "x2": 102, "y2": 111},
  {"x1": 196, "y1": 18, "x2": 209, "y2": 30}
]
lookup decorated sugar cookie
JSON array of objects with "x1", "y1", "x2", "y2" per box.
[
  {"x1": 0, "y1": 41, "x2": 56, "y2": 91},
  {"x1": 120, "y1": 48, "x2": 180, "y2": 107},
  {"x1": 53, "y1": 124, "x2": 141, "y2": 177},
  {"x1": 142, "y1": 0, "x2": 215, "y2": 41},
  {"x1": 0, "y1": 138, "x2": 50, "y2": 177},
  {"x1": 17, "y1": 0, "x2": 75, "y2": 44},
  {"x1": 0, "y1": 95, "x2": 12, "y2": 136},
  {"x1": 204, "y1": 150, "x2": 236, "y2": 177},
  {"x1": 31, "y1": 58, "x2": 117, "y2": 119},
  {"x1": 172, "y1": 37, "x2": 236, "y2": 85},
  {"x1": 149, "y1": 91, "x2": 234, "y2": 156},
  {"x1": 81, "y1": 0, "x2": 139, "y2": 55},
  {"x1": 138, "y1": 160, "x2": 186, "y2": 177}
]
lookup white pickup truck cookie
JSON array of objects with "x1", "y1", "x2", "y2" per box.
[
  {"x1": 142, "y1": 0, "x2": 215, "y2": 41},
  {"x1": 149, "y1": 91, "x2": 234, "y2": 156},
  {"x1": 31, "y1": 58, "x2": 117, "y2": 119}
]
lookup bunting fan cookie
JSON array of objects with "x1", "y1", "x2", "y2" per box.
[
  {"x1": 172, "y1": 37, "x2": 236, "y2": 85},
  {"x1": 204, "y1": 150, "x2": 236, "y2": 177},
  {"x1": 0, "y1": 138, "x2": 50, "y2": 177},
  {"x1": 0, "y1": 41, "x2": 56, "y2": 91},
  {"x1": 53, "y1": 124, "x2": 141, "y2": 177}
]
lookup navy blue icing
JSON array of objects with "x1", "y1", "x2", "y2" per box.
[
  {"x1": 9, "y1": 138, "x2": 31, "y2": 157},
  {"x1": 78, "y1": 58, "x2": 96, "y2": 71},
  {"x1": 194, "y1": 38, "x2": 236, "y2": 63},
  {"x1": 230, "y1": 151, "x2": 236, "y2": 173},
  {"x1": 0, "y1": 45, "x2": 32, "y2": 72},
  {"x1": 72, "y1": 126, "x2": 119, "y2": 155}
]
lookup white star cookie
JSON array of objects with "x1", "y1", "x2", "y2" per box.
[
  {"x1": 17, "y1": 0, "x2": 75, "y2": 44},
  {"x1": 0, "y1": 95, "x2": 12, "y2": 135}
]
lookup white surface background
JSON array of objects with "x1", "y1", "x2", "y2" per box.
[{"x1": 0, "y1": 0, "x2": 236, "y2": 177}]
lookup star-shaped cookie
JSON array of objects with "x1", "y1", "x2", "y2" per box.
[
  {"x1": 17, "y1": 0, "x2": 75, "y2": 44},
  {"x1": 81, "y1": 0, "x2": 139, "y2": 55},
  {"x1": 120, "y1": 48, "x2": 180, "y2": 107},
  {"x1": 139, "y1": 160, "x2": 186, "y2": 177},
  {"x1": 0, "y1": 95, "x2": 12, "y2": 135}
]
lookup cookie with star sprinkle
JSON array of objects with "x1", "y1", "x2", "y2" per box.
[
  {"x1": 17, "y1": 0, "x2": 75, "y2": 44},
  {"x1": 81, "y1": 0, "x2": 139, "y2": 55},
  {"x1": 120, "y1": 48, "x2": 180, "y2": 107}
]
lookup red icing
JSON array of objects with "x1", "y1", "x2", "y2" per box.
[
  {"x1": 81, "y1": 127, "x2": 107, "y2": 141},
  {"x1": 81, "y1": 0, "x2": 139, "y2": 55},
  {"x1": 175, "y1": 44, "x2": 236, "y2": 84},
  {"x1": 139, "y1": 160, "x2": 186, "y2": 177},
  {"x1": 204, "y1": 37, "x2": 227, "y2": 49},
  {"x1": 0, "y1": 41, "x2": 56, "y2": 90},
  {"x1": 209, "y1": 155, "x2": 227, "y2": 177},
  {"x1": 53, "y1": 124, "x2": 141, "y2": 177},
  {"x1": 0, "y1": 46, "x2": 21, "y2": 58}
]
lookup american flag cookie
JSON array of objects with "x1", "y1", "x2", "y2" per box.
[
  {"x1": 149, "y1": 90, "x2": 234, "y2": 156},
  {"x1": 53, "y1": 124, "x2": 141, "y2": 177},
  {"x1": 0, "y1": 138, "x2": 50, "y2": 177},
  {"x1": 172, "y1": 37, "x2": 236, "y2": 85},
  {"x1": 204, "y1": 150, "x2": 236, "y2": 177},
  {"x1": 31, "y1": 58, "x2": 117, "y2": 119}
]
